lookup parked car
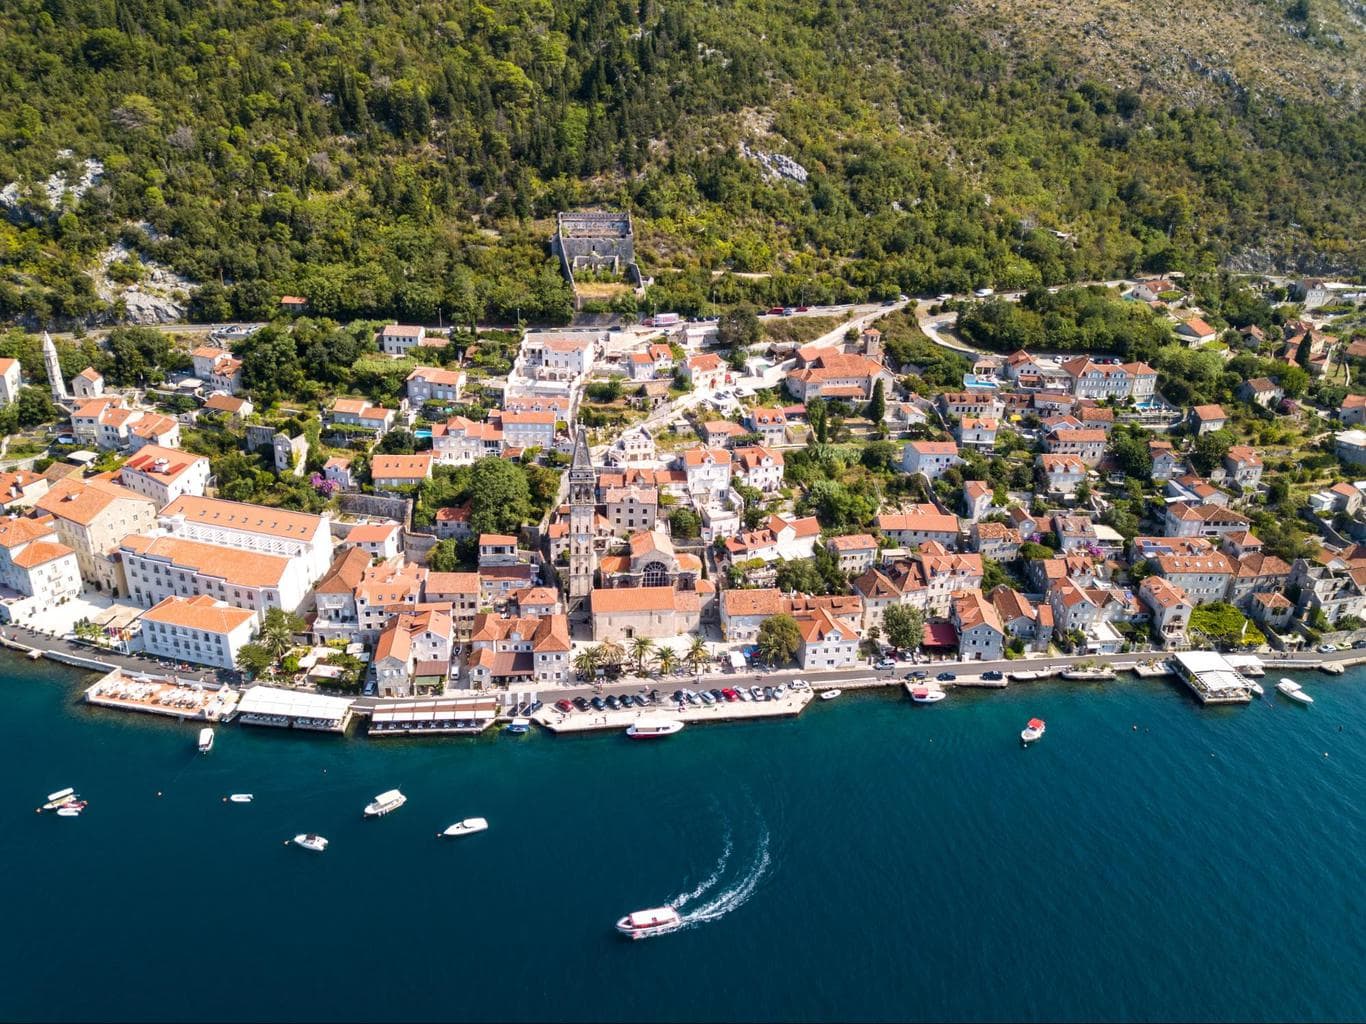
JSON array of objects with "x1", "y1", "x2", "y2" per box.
[
  {"x1": 982, "y1": 670, "x2": 1004, "y2": 681},
  {"x1": 591, "y1": 696, "x2": 606, "y2": 711},
  {"x1": 907, "y1": 670, "x2": 929, "y2": 680},
  {"x1": 766, "y1": 306, "x2": 785, "y2": 316},
  {"x1": 936, "y1": 671, "x2": 957, "y2": 681},
  {"x1": 555, "y1": 699, "x2": 574, "y2": 713},
  {"x1": 1318, "y1": 643, "x2": 1338, "y2": 653},
  {"x1": 606, "y1": 695, "x2": 622, "y2": 709},
  {"x1": 574, "y1": 697, "x2": 591, "y2": 712},
  {"x1": 619, "y1": 694, "x2": 635, "y2": 708},
  {"x1": 875, "y1": 658, "x2": 896, "y2": 670}
]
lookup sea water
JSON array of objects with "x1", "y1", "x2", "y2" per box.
[{"x1": 4, "y1": 655, "x2": 1365, "y2": 1022}]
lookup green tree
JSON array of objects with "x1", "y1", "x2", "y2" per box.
[
  {"x1": 468, "y1": 457, "x2": 531, "y2": 536},
  {"x1": 573, "y1": 647, "x2": 600, "y2": 681},
  {"x1": 1109, "y1": 433, "x2": 1152, "y2": 479},
  {"x1": 685, "y1": 636, "x2": 710, "y2": 674},
  {"x1": 669, "y1": 506, "x2": 701, "y2": 539},
  {"x1": 427, "y1": 539, "x2": 462, "y2": 572},
  {"x1": 756, "y1": 614, "x2": 802, "y2": 666},
  {"x1": 236, "y1": 643, "x2": 273, "y2": 677},
  {"x1": 883, "y1": 604, "x2": 925, "y2": 651},
  {"x1": 1191, "y1": 429, "x2": 1235, "y2": 475},
  {"x1": 15, "y1": 386, "x2": 58, "y2": 427},
  {"x1": 865, "y1": 378, "x2": 886, "y2": 423},
  {"x1": 629, "y1": 636, "x2": 657, "y2": 674}
]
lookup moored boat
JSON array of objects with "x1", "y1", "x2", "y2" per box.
[
  {"x1": 197, "y1": 727, "x2": 214, "y2": 753},
  {"x1": 56, "y1": 805, "x2": 83, "y2": 817},
  {"x1": 40, "y1": 787, "x2": 76, "y2": 811},
  {"x1": 228, "y1": 794, "x2": 254, "y2": 804},
  {"x1": 504, "y1": 717, "x2": 531, "y2": 734},
  {"x1": 819, "y1": 689, "x2": 842, "y2": 701},
  {"x1": 1247, "y1": 680, "x2": 1264, "y2": 697},
  {"x1": 292, "y1": 833, "x2": 328, "y2": 852},
  {"x1": 364, "y1": 788, "x2": 407, "y2": 817},
  {"x1": 615, "y1": 906, "x2": 683, "y2": 940},
  {"x1": 1061, "y1": 668, "x2": 1115, "y2": 681},
  {"x1": 911, "y1": 687, "x2": 946, "y2": 704},
  {"x1": 1276, "y1": 679, "x2": 1313, "y2": 705},
  {"x1": 1021, "y1": 717, "x2": 1046, "y2": 744},
  {"x1": 440, "y1": 817, "x2": 489, "y2": 838},
  {"x1": 626, "y1": 718, "x2": 685, "y2": 739}
]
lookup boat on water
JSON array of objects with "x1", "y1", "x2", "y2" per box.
[
  {"x1": 440, "y1": 817, "x2": 489, "y2": 838},
  {"x1": 1020, "y1": 717, "x2": 1046, "y2": 744},
  {"x1": 197, "y1": 727, "x2": 214, "y2": 753},
  {"x1": 1277, "y1": 679, "x2": 1314, "y2": 705},
  {"x1": 626, "y1": 718, "x2": 684, "y2": 740},
  {"x1": 228, "y1": 794, "x2": 254, "y2": 804},
  {"x1": 911, "y1": 687, "x2": 946, "y2": 704},
  {"x1": 1247, "y1": 679, "x2": 1264, "y2": 697},
  {"x1": 364, "y1": 789, "x2": 407, "y2": 817},
  {"x1": 615, "y1": 906, "x2": 683, "y2": 940},
  {"x1": 819, "y1": 689, "x2": 842, "y2": 701},
  {"x1": 41, "y1": 787, "x2": 77, "y2": 811},
  {"x1": 504, "y1": 717, "x2": 531, "y2": 734},
  {"x1": 292, "y1": 834, "x2": 328, "y2": 852},
  {"x1": 1061, "y1": 668, "x2": 1115, "y2": 681},
  {"x1": 56, "y1": 805, "x2": 83, "y2": 817}
]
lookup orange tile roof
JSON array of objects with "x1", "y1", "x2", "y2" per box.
[
  {"x1": 371, "y1": 453, "x2": 434, "y2": 480},
  {"x1": 314, "y1": 547, "x2": 372, "y2": 594},
  {"x1": 122, "y1": 446, "x2": 206, "y2": 483},
  {"x1": 424, "y1": 571, "x2": 480, "y2": 595},
  {"x1": 36, "y1": 477, "x2": 153, "y2": 526},
  {"x1": 0, "y1": 515, "x2": 59, "y2": 550},
  {"x1": 590, "y1": 586, "x2": 692, "y2": 614},
  {"x1": 826, "y1": 533, "x2": 876, "y2": 551},
  {"x1": 163, "y1": 495, "x2": 324, "y2": 541},
  {"x1": 722, "y1": 588, "x2": 783, "y2": 617},
  {"x1": 121, "y1": 534, "x2": 289, "y2": 587},
  {"x1": 142, "y1": 594, "x2": 254, "y2": 633},
  {"x1": 11, "y1": 539, "x2": 73, "y2": 568}
]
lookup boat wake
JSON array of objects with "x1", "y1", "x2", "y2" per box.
[
  {"x1": 674, "y1": 822, "x2": 770, "y2": 929},
  {"x1": 668, "y1": 827, "x2": 733, "y2": 910}
]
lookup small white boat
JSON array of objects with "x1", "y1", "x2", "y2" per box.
[
  {"x1": 228, "y1": 794, "x2": 254, "y2": 804},
  {"x1": 1021, "y1": 717, "x2": 1046, "y2": 744},
  {"x1": 56, "y1": 805, "x2": 83, "y2": 818},
  {"x1": 364, "y1": 788, "x2": 407, "y2": 817},
  {"x1": 197, "y1": 727, "x2": 214, "y2": 753},
  {"x1": 819, "y1": 689, "x2": 842, "y2": 701},
  {"x1": 626, "y1": 718, "x2": 685, "y2": 739},
  {"x1": 911, "y1": 687, "x2": 946, "y2": 704},
  {"x1": 41, "y1": 787, "x2": 76, "y2": 811},
  {"x1": 1277, "y1": 679, "x2": 1313, "y2": 705},
  {"x1": 615, "y1": 906, "x2": 683, "y2": 940},
  {"x1": 292, "y1": 834, "x2": 328, "y2": 852},
  {"x1": 440, "y1": 817, "x2": 489, "y2": 838},
  {"x1": 1247, "y1": 680, "x2": 1264, "y2": 697}
]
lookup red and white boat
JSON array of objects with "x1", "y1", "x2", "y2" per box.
[
  {"x1": 625, "y1": 718, "x2": 684, "y2": 740},
  {"x1": 911, "y1": 687, "x2": 946, "y2": 704},
  {"x1": 615, "y1": 906, "x2": 683, "y2": 939},
  {"x1": 1021, "y1": 718, "x2": 1046, "y2": 744}
]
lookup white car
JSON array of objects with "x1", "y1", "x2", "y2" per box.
[
  {"x1": 973, "y1": 287, "x2": 994, "y2": 298},
  {"x1": 936, "y1": 293, "x2": 953, "y2": 302}
]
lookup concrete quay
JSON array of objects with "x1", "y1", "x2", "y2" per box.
[{"x1": 533, "y1": 689, "x2": 812, "y2": 734}]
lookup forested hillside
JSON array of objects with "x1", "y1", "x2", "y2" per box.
[{"x1": 0, "y1": 0, "x2": 1362, "y2": 327}]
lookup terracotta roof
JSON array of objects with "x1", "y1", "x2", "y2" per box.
[
  {"x1": 1192, "y1": 404, "x2": 1227, "y2": 421},
  {"x1": 203, "y1": 395, "x2": 249, "y2": 413},
  {"x1": 732, "y1": 445, "x2": 783, "y2": 470},
  {"x1": 407, "y1": 366, "x2": 464, "y2": 386},
  {"x1": 314, "y1": 547, "x2": 372, "y2": 594},
  {"x1": 371, "y1": 454, "x2": 434, "y2": 481},
  {"x1": 346, "y1": 523, "x2": 400, "y2": 543},
  {"x1": 424, "y1": 571, "x2": 480, "y2": 595},
  {"x1": 121, "y1": 534, "x2": 290, "y2": 587},
  {"x1": 142, "y1": 595, "x2": 254, "y2": 634},
  {"x1": 590, "y1": 586, "x2": 694, "y2": 614},
  {"x1": 380, "y1": 324, "x2": 425, "y2": 337},
  {"x1": 953, "y1": 590, "x2": 1003, "y2": 633},
  {"x1": 906, "y1": 440, "x2": 959, "y2": 455},
  {"x1": 1140, "y1": 576, "x2": 1189, "y2": 610},
  {"x1": 795, "y1": 606, "x2": 860, "y2": 644},
  {"x1": 11, "y1": 539, "x2": 73, "y2": 568},
  {"x1": 36, "y1": 477, "x2": 153, "y2": 526},
  {"x1": 826, "y1": 533, "x2": 876, "y2": 552},
  {"x1": 480, "y1": 533, "x2": 518, "y2": 546},
  {"x1": 876, "y1": 506, "x2": 959, "y2": 535},
  {"x1": 163, "y1": 495, "x2": 325, "y2": 541},
  {"x1": 721, "y1": 588, "x2": 783, "y2": 618},
  {"x1": 121, "y1": 446, "x2": 207, "y2": 484},
  {"x1": 1154, "y1": 553, "x2": 1234, "y2": 575}
]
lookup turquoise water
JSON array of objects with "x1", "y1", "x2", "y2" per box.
[{"x1": 5, "y1": 656, "x2": 1366, "y2": 1022}]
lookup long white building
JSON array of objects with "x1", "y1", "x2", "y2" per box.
[{"x1": 139, "y1": 595, "x2": 257, "y2": 669}]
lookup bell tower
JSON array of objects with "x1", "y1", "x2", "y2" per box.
[{"x1": 568, "y1": 427, "x2": 596, "y2": 609}]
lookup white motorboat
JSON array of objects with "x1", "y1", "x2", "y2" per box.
[
  {"x1": 41, "y1": 787, "x2": 76, "y2": 811},
  {"x1": 911, "y1": 687, "x2": 946, "y2": 704},
  {"x1": 1247, "y1": 680, "x2": 1264, "y2": 697},
  {"x1": 615, "y1": 906, "x2": 683, "y2": 940},
  {"x1": 819, "y1": 689, "x2": 842, "y2": 701},
  {"x1": 440, "y1": 817, "x2": 489, "y2": 838},
  {"x1": 197, "y1": 727, "x2": 214, "y2": 753},
  {"x1": 228, "y1": 794, "x2": 254, "y2": 804},
  {"x1": 56, "y1": 805, "x2": 83, "y2": 818},
  {"x1": 626, "y1": 718, "x2": 685, "y2": 739},
  {"x1": 1277, "y1": 679, "x2": 1313, "y2": 705},
  {"x1": 363, "y1": 788, "x2": 407, "y2": 817},
  {"x1": 292, "y1": 834, "x2": 328, "y2": 852},
  {"x1": 1021, "y1": 717, "x2": 1046, "y2": 744}
]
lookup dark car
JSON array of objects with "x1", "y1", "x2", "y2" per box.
[
  {"x1": 555, "y1": 699, "x2": 574, "y2": 713},
  {"x1": 763, "y1": 686, "x2": 776, "y2": 700},
  {"x1": 671, "y1": 690, "x2": 687, "y2": 704},
  {"x1": 649, "y1": 689, "x2": 661, "y2": 703},
  {"x1": 907, "y1": 670, "x2": 928, "y2": 680},
  {"x1": 591, "y1": 696, "x2": 606, "y2": 711},
  {"x1": 936, "y1": 671, "x2": 957, "y2": 681},
  {"x1": 527, "y1": 700, "x2": 543, "y2": 713},
  {"x1": 574, "y1": 697, "x2": 591, "y2": 712},
  {"x1": 606, "y1": 695, "x2": 621, "y2": 710},
  {"x1": 982, "y1": 670, "x2": 1004, "y2": 681}
]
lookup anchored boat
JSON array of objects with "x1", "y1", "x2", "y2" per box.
[
  {"x1": 625, "y1": 718, "x2": 684, "y2": 739},
  {"x1": 440, "y1": 817, "x2": 489, "y2": 838},
  {"x1": 40, "y1": 787, "x2": 77, "y2": 812},
  {"x1": 1276, "y1": 679, "x2": 1313, "y2": 705},
  {"x1": 197, "y1": 727, "x2": 214, "y2": 753},
  {"x1": 819, "y1": 689, "x2": 842, "y2": 701},
  {"x1": 228, "y1": 794, "x2": 254, "y2": 804},
  {"x1": 504, "y1": 717, "x2": 531, "y2": 735},
  {"x1": 615, "y1": 906, "x2": 683, "y2": 940},
  {"x1": 292, "y1": 834, "x2": 328, "y2": 852},
  {"x1": 364, "y1": 789, "x2": 407, "y2": 818},
  {"x1": 1021, "y1": 718, "x2": 1046, "y2": 744},
  {"x1": 911, "y1": 687, "x2": 946, "y2": 704}
]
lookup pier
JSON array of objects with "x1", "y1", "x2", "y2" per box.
[
  {"x1": 232, "y1": 686, "x2": 355, "y2": 733},
  {"x1": 1169, "y1": 651, "x2": 1254, "y2": 704},
  {"x1": 368, "y1": 696, "x2": 500, "y2": 736},
  {"x1": 83, "y1": 669, "x2": 239, "y2": 721},
  {"x1": 533, "y1": 689, "x2": 812, "y2": 734}
]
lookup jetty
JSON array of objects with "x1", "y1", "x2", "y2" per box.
[
  {"x1": 368, "y1": 696, "x2": 500, "y2": 736},
  {"x1": 534, "y1": 689, "x2": 812, "y2": 734},
  {"x1": 232, "y1": 685, "x2": 354, "y2": 733},
  {"x1": 1169, "y1": 651, "x2": 1254, "y2": 704},
  {"x1": 84, "y1": 669, "x2": 239, "y2": 721}
]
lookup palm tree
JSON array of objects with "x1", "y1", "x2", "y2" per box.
[
  {"x1": 573, "y1": 646, "x2": 600, "y2": 681},
  {"x1": 656, "y1": 648, "x2": 680, "y2": 676},
  {"x1": 260, "y1": 618, "x2": 293, "y2": 662},
  {"x1": 685, "y1": 636, "x2": 710, "y2": 674},
  {"x1": 629, "y1": 636, "x2": 657, "y2": 675},
  {"x1": 598, "y1": 639, "x2": 625, "y2": 669}
]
